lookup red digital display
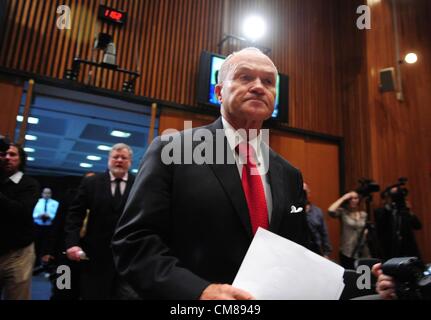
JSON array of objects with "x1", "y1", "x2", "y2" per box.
[
  {"x1": 104, "y1": 9, "x2": 123, "y2": 22},
  {"x1": 98, "y1": 5, "x2": 126, "y2": 25}
]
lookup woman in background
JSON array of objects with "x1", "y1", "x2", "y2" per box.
[{"x1": 328, "y1": 191, "x2": 370, "y2": 269}]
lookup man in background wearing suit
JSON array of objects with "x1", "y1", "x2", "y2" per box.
[
  {"x1": 65, "y1": 143, "x2": 135, "y2": 299},
  {"x1": 112, "y1": 47, "x2": 310, "y2": 299}
]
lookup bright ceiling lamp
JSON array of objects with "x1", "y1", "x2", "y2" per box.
[
  {"x1": 404, "y1": 53, "x2": 418, "y2": 64},
  {"x1": 110, "y1": 130, "x2": 131, "y2": 138},
  {"x1": 242, "y1": 15, "x2": 266, "y2": 42}
]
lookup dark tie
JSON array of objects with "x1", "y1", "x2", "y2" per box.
[
  {"x1": 237, "y1": 143, "x2": 269, "y2": 235},
  {"x1": 113, "y1": 178, "x2": 123, "y2": 209},
  {"x1": 44, "y1": 199, "x2": 48, "y2": 213}
]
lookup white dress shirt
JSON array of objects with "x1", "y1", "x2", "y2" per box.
[
  {"x1": 8, "y1": 171, "x2": 23, "y2": 184},
  {"x1": 109, "y1": 171, "x2": 128, "y2": 196},
  {"x1": 221, "y1": 117, "x2": 273, "y2": 222},
  {"x1": 33, "y1": 198, "x2": 59, "y2": 226}
]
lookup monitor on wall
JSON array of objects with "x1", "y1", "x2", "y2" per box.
[{"x1": 197, "y1": 51, "x2": 289, "y2": 123}]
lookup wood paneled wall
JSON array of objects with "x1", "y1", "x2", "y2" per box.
[
  {"x1": 270, "y1": 130, "x2": 341, "y2": 260},
  {"x1": 338, "y1": 0, "x2": 431, "y2": 261},
  {"x1": 0, "y1": 0, "x2": 342, "y2": 136},
  {"x1": 0, "y1": 78, "x2": 23, "y2": 140}
]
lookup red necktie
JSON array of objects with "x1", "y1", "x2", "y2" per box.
[{"x1": 237, "y1": 143, "x2": 269, "y2": 235}]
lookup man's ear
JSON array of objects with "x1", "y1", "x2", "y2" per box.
[{"x1": 214, "y1": 84, "x2": 223, "y2": 102}]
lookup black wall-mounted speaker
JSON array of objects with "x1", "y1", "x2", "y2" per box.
[{"x1": 379, "y1": 67, "x2": 396, "y2": 92}]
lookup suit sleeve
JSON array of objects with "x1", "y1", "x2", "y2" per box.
[
  {"x1": 64, "y1": 177, "x2": 91, "y2": 249},
  {"x1": 112, "y1": 136, "x2": 210, "y2": 299}
]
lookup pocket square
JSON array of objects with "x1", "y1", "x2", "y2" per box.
[{"x1": 290, "y1": 205, "x2": 303, "y2": 213}]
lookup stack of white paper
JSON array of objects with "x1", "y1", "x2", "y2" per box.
[{"x1": 233, "y1": 228, "x2": 345, "y2": 300}]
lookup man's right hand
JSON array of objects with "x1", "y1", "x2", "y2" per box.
[
  {"x1": 66, "y1": 246, "x2": 83, "y2": 261},
  {"x1": 372, "y1": 263, "x2": 397, "y2": 300},
  {"x1": 199, "y1": 284, "x2": 255, "y2": 300}
]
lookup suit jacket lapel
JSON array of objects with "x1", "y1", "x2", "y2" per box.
[
  {"x1": 121, "y1": 175, "x2": 134, "y2": 207},
  {"x1": 103, "y1": 171, "x2": 115, "y2": 208},
  {"x1": 206, "y1": 118, "x2": 253, "y2": 237},
  {"x1": 267, "y1": 149, "x2": 286, "y2": 234}
]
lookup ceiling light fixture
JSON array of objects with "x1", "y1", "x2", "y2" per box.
[
  {"x1": 97, "y1": 145, "x2": 112, "y2": 151},
  {"x1": 87, "y1": 155, "x2": 102, "y2": 161},
  {"x1": 404, "y1": 53, "x2": 418, "y2": 64},
  {"x1": 242, "y1": 15, "x2": 266, "y2": 42},
  {"x1": 24, "y1": 147, "x2": 35, "y2": 153},
  {"x1": 110, "y1": 130, "x2": 131, "y2": 138},
  {"x1": 16, "y1": 115, "x2": 39, "y2": 124},
  {"x1": 25, "y1": 134, "x2": 38, "y2": 141}
]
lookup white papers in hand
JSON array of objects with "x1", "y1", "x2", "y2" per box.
[{"x1": 232, "y1": 228, "x2": 345, "y2": 300}]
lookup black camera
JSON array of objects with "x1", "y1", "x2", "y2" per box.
[
  {"x1": 382, "y1": 257, "x2": 431, "y2": 299},
  {"x1": 382, "y1": 177, "x2": 409, "y2": 210},
  {"x1": 356, "y1": 178, "x2": 380, "y2": 198}
]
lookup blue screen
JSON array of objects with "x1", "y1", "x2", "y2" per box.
[{"x1": 208, "y1": 55, "x2": 279, "y2": 118}]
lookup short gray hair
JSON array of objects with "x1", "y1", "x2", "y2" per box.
[
  {"x1": 217, "y1": 47, "x2": 278, "y2": 84},
  {"x1": 109, "y1": 143, "x2": 133, "y2": 158}
]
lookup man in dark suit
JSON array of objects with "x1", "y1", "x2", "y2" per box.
[
  {"x1": 112, "y1": 47, "x2": 310, "y2": 299},
  {"x1": 65, "y1": 143, "x2": 135, "y2": 299},
  {"x1": 0, "y1": 143, "x2": 39, "y2": 300}
]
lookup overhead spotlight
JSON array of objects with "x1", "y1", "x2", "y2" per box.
[
  {"x1": 94, "y1": 33, "x2": 117, "y2": 67},
  {"x1": 80, "y1": 163, "x2": 93, "y2": 168},
  {"x1": 242, "y1": 15, "x2": 266, "y2": 42},
  {"x1": 97, "y1": 145, "x2": 112, "y2": 151},
  {"x1": 16, "y1": 115, "x2": 39, "y2": 124},
  {"x1": 64, "y1": 59, "x2": 80, "y2": 81},
  {"x1": 87, "y1": 155, "x2": 102, "y2": 161},
  {"x1": 27, "y1": 157, "x2": 35, "y2": 161},
  {"x1": 24, "y1": 147, "x2": 35, "y2": 153},
  {"x1": 110, "y1": 130, "x2": 131, "y2": 138},
  {"x1": 404, "y1": 53, "x2": 418, "y2": 64},
  {"x1": 94, "y1": 33, "x2": 113, "y2": 50},
  {"x1": 25, "y1": 134, "x2": 37, "y2": 141},
  {"x1": 123, "y1": 78, "x2": 136, "y2": 93},
  {"x1": 132, "y1": 169, "x2": 138, "y2": 174},
  {"x1": 103, "y1": 42, "x2": 117, "y2": 66}
]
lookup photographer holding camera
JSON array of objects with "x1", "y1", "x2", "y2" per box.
[
  {"x1": 375, "y1": 178, "x2": 422, "y2": 260},
  {"x1": 328, "y1": 191, "x2": 371, "y2": 269},
  {"x1": 371, "y1": 179, "x2": 429, "y2": 300}
]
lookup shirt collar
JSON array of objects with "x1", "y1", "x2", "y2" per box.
[
  {"x1": 9, "y1": 171, "x2": 24, "y2": 184},
  {"x1": 221, "y1": 116, "x2": 262, "y2": 154},
  {"x1": 109, "y1": 171, "x2": 128, "y2": 182}
]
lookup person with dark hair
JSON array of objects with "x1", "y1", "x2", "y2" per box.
[
  {"x1": 0, "y1": 143, "x2": 40, "y2": 299},
  {"x1": 328, "y1": 191, "x2": 370, "y2": 269}
]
